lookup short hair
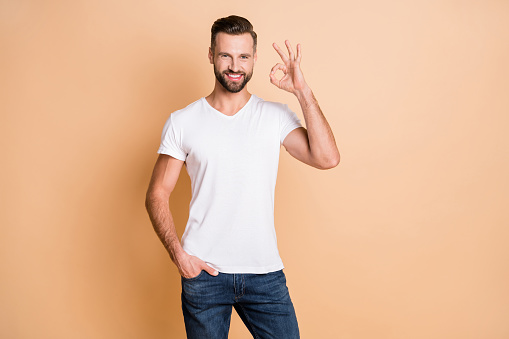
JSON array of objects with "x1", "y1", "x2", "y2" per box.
[{"x1": 210, "y1": 15, "x2": 257, "y2": 55}]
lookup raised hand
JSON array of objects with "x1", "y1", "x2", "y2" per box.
[{"x1": 270, "y1": 40, "x2": 309, "y2": 95}]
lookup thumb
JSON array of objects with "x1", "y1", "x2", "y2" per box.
[
  {"x1": 269, "y1": 73, "x2": 280, "y2": 88},
  {"x1": 202, "y1": 263, "x2": 219, "y2": 276}
]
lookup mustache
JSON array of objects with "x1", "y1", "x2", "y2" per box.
[{"x1": 223, "y1": 71, "x2": 245, "y2": 75}]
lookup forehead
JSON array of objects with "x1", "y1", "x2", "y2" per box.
[{"x1": 214, "y1": 32, "x2": 254, "y2": 54}]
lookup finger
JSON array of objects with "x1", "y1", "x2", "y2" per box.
[
  {"x1": 184, "y1": 270, "x2": 201, "y2": 279},
  {"x1": 296, "y1": 43, "x2": 302, "y2": 63},
  {"x1": 272, "y1": 43, "x2": 289, "y2": 63},
  {"x1": 285, "y1": 40, "x2": 295, "y2": 60},
  {"x1": 202, "y1": 263, "x2": 218, "y2": 276},
  {"x1": 180, "y1": 264, "x2": 201, "y2": 279},
  {"x1": 269, "y1": 63, "x2": 286, "y2": 87},
  {"x1": 269, "y1": 72, "x2": 280, "y2": 88},
  {"x1": 270, "y1": 63, "x2": 286, "y2": 75}
]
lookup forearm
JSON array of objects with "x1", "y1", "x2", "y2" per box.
[
  {"x1": 295, "y1": 86, "x2": 340, "y2": 167},
  {"x1": 145, "y1": 192, "x2": 184, "y2": 262}
]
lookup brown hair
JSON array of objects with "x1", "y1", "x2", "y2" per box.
[{"x1": 210, "y1": 15, "x2": 257, "y2": 55}]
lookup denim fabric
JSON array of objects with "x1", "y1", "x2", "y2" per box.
[{"x1": 181, "y1": 269, "x2": 300, "y2": 339}]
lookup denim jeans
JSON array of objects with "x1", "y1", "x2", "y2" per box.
[{"x1": 181, "y1": 269, "x2": 300, "y2": 339}]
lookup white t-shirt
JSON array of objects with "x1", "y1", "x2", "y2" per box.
[{"x1": 157, "y1": 94, "x2": 302, "y2": 273}]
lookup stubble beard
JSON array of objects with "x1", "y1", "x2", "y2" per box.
[{"x1": 213, "y1": 63, "x2": 253, "y2": 94}]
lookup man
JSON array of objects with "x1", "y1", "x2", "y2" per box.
[{"x1": 146, "y1": 15, "x2": 339, "y2": 339}]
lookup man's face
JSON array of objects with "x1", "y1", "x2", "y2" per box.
[{"x1": 209, "y1": 32, "x2": 257, "y2": 93}]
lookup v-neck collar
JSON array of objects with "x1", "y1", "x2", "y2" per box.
[{"x1": 202, "y1": 94, "x2": 254, "y2": 119}]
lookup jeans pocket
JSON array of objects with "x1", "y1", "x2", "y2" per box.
[{"x1": 182, "y1": 270, "x2": 205, "y2": 282}]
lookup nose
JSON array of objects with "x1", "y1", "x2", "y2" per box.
[{"x1": 229, "y1": 58, "x2": 240, "y2": 73}]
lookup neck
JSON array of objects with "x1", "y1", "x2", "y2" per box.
[{"x1": 205, "y1": 82, "x2": 252, "y2": 116}]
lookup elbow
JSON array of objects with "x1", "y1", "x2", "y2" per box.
[
  {"x1": 145, "y1": 186, "x2": 171, "y2": 210},
  {"x1": 145, "y1": 191, "x2": 152, "y2": 210},
  {"x1": 317, "y1": 152, "x2": 340, "y2": 170},
  {"x1": 332, "y1": 152, "x2": 341, "y2": 167},
  {"x1": 145, "y1": 190, "x2": 154, "y2": 212}
]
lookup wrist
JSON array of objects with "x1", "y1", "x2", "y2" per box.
[
  {"x1": 295, "y1": 86, "x2": 315, "y2": 108},
  {"x1": 169, "y1": 244, "x2": 186, "y2": 262},
  {"x1": 294, "y1": 85, "x2": 312, "y2": 100}
]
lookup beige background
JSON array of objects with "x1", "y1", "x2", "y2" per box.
[{"x1": 1, "y1": 0, "x2": 508, "y2": 338}]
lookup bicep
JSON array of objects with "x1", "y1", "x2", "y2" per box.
[
  {"x1": 147, "y1": 154, "x2": 185, "y2": 196},
  {"x1": 282, "y1": 127, "x2": 318, "y2": 168}
]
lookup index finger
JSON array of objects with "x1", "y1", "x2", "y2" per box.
[{"x1": 272, "y1": 43, "x2": 289, "y2": 63}]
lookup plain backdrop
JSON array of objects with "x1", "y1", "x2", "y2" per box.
[{"x1": 1, "y1": 0, "x2": 508, "y2": 338}]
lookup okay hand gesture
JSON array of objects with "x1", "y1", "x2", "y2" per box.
[{"x1": 270, "y1": 40, "x2": 309, "y2": 95}]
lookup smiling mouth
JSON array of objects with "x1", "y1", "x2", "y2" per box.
[{"x1": 225, "y1": 73, "x2": 243, "y2": 81}]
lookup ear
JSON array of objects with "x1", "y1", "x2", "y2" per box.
[
  {"x1": 208, "y1": 47, "x2": 213, "y2": 64},
  {"x1": 254, "y1": 51, "x2": 257, "y2": 64}
]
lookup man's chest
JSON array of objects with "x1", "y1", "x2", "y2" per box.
[{"x1": 182, "y1": 113, "x2": 280, "y2": 170}]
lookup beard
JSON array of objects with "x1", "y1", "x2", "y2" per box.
[{"x1": 213, "y1": 64, "x2": 253, "y2": 93}]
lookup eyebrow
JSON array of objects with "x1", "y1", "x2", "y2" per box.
[{"x1": 217, "y1": 52, "x2": 252, "y2": 57}]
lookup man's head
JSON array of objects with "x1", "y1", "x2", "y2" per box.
[
  {"x1": 209, "y1": 15, "x2": 257, "y2": 93},
  {"x1": 210, "y1": 15, "x2": 257, "y2": 55}
]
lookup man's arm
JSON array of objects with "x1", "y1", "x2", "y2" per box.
[
  {"x1": 145, "y1": 154, "x2": 218, "y2": 278},
  {"x1": 270, "y1": 40, "x2": 340, "y2": 170}
]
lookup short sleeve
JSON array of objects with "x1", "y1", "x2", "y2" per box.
[
  {"x1": 279, "y1": 104, "x2": 303, "y2": 145},
  {"x1": 157, "y1": 114, "x2": 187, "y2": 161}
]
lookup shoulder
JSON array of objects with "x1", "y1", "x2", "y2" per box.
[
  {"x1": 171, "y1": 97, "x2": 204, "y2": 117},
  {"x1": 167, "y1": 97, "x2": 204, "y2": 124},
  {"x1": 252, "y1": 94, "x2": 288, "y2": 113}
]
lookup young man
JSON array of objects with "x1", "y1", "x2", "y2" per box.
[{"x1": 146, "y1": 15, "x2": 339, "y2": 339}]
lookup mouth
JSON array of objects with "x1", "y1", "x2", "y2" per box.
[{"x1": 225, "y1": 73, "x2": 244, "y2": 81}]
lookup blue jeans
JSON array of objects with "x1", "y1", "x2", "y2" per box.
[{"x1": 181, "y1": 269, "x2": 300, "y2": 339}]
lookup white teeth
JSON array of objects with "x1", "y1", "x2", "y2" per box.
[{"x1": 228, "y1": 74, "x2": 241, "y2": 78}]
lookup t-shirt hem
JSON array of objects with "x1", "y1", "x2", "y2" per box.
[
  {"x1": 157, "y1": 147, "x2": 186, "y2": 161},
  {"x1": 208, "y1": 262, "x2": 285, "y2": 274},
  {"x1": 280, "y1": 124, "x2": 302, "y2": 145}
]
